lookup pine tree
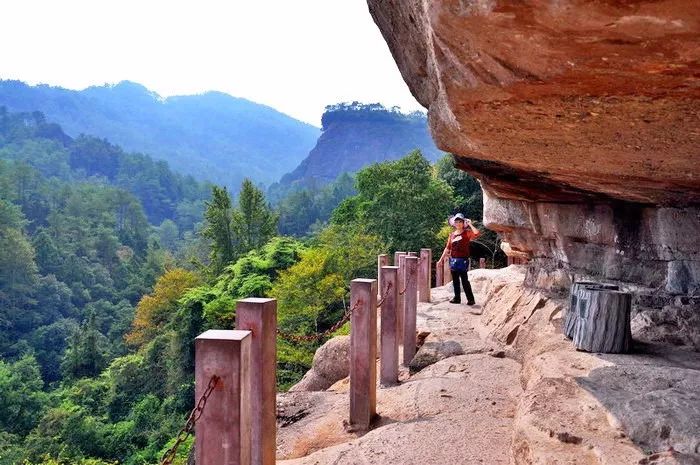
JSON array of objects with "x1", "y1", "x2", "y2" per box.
[{"x1": 233, "y1": 179, "x2": 277, "y2": 254}]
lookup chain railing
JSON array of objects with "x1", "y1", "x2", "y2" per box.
[
  {"x1": 276, "y1": 278, "x2": 397, "y2": 344},
  {"x1": 160, "y1": 375, "x2": 220, "y2": 465},
  {"x1": 398, "y1": 266, "x2": 417, "y2": 295},
  {"x1": 375, "y1": 281, "x2": 393, "y2": 307},
  {"x1": 275, "y1": 297, "x2": 364, "y2": 343}
]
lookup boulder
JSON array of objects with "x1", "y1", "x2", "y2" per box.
[
  {"x1": 289, "y1": 336, "x2": 350, "y2": 392},
  {"x1": 408, "y1": 340, "x2": 465, "y2": 373},
  {"x1": 632, "y1": 304, "x2": 700, "y2": 350}
]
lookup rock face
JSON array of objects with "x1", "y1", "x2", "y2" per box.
[
  {"x1": 275, "y1": 103, "x2": 441, "y2": 191},
  {"x1": 289, "y1": 336, "x2": 351, "y2": 392},
  {"x1": 367, "y1": 0, "x2": 700, "y2": 305}
]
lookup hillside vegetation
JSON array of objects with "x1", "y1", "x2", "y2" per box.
[
  {"x1": 0, "y1": 106, "x2": 495, "y2": 464},
  {"x1": 0, "y1": 80, "x2": 320, "y2": 189}
]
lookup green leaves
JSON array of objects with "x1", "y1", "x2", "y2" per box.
[
  {"x1": 202, "y1": 180, "x2": 278, "y2": 275},
  {"x1": 345, "y1": 150, "x2": 454, "y2": 254}
]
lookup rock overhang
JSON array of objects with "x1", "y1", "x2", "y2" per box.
[
  {"x1": 367, "y1": 0, "x2": 700, "y2": 205},
  {"x1": 367, "y1": 0, "x2": 700, "y2": 297}
]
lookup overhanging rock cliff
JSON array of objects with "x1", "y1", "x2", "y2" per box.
[{"x1": 367, "y1": 1, "x2": 700, "y2": 302}]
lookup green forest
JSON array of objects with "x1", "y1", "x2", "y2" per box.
[{"x1": 0, "y1": 107, "x2": 497, "y2": 464}]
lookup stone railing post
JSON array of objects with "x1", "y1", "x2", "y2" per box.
[
  {"x1": 377, "y1": 254, "x2": 388, "y2": 297},
  {"x1": 419, "y1": 248, "x2": 432, "y2": 302},
  {"x1": 235, "y1": 298, "x2": 277, "y2": 465},
  {"x1": 379, "y1": 266, "x2": 399, "y2": 386},
  {"x1": 394, "y1": 252, "x2": 408, "y2": 344},
  {"x1": 349, "y1": 278, "x2": 377, "y2": 431},
  {"x1": 436, "y1": 260, "x2": 444, "y2": 286},
  {"x1": 195, "y1": 330, "x2": 252, "y2": 465},
  {"x1": 443, "y1": 258, "x2": 452, "y2": 284},
  {"x1": 403, "y1": 256, "x2": 418, "y2": 366}
]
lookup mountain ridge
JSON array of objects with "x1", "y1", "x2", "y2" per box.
[
  {"x1": 274, "y1": 102, "x2": 441, "y2": 193},
  {"x1": 0, "y1": 79, "x2": 320, "y2": 190}
]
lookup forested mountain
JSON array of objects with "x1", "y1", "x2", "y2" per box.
[
  {"x1": 271, "y1": 102, "x2": 441, "y2": 193},
  {"x1": 0, "y1": 108, "x2": 211, "y2": 379},
  {"x1": 0, "y1": 80, "x2": 320, "y2": 189}
]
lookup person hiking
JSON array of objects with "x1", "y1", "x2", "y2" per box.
[{"x1": 437, "y1": 213, "x2": 480, "y2": 305}]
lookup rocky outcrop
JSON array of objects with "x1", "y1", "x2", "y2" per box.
[
  {"x1": 366, "y1": 0, "x2": 700, "y2": 304},
  {"x1": 274, "y1": 103, "x2": 441, "y2": 191},
  {"x1": 289, "y1": 336, "x2": 351, "y2": 392},
  {"x1": 278, "y1": 270, "x2": 700, "y2": 464}
]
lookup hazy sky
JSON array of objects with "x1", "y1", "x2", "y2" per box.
[{"x1": 0, "y1": 0, "x2": 423, "y2": 126}]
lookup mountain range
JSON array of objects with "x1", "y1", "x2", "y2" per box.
[{"x1": 0, "y1": 80, "x2": 320, "y2": 190}]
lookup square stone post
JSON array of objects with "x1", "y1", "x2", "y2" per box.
[
  {"x1": 436, "y1": 260, "x2": 444, "y2": 286},
  {"x1": 195, "y1": 330, "x2": 252, "y2": 465},
  {"x1": 403, "y1": 256, "x2": 418, "y2": 366},
  {"x1": 349, "y1": 278, "x2": 377, "y2": 431},
  {"x1": 443, "y1": 259, "x2": 452, "y2": 284},
  {"x1": 379, "y1": 266, "x2": 399, "y2": 386},
  {"x1": 419, "y1": 248, "x2": 432, "y2": 302},
  {"x1": 377, "y1": 254, "x2": 388, "y2": 297},
  {"x1": 396, "y1": 253, "x2": 407, "y2": 345},
  {"x1": 235, "y1": 298, "x2": 277, "y2": 465}
]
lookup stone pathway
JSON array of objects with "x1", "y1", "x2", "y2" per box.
[
  {"x1": 277, "y1": 268, "x2": 700, "y2": 465},
  {"x1": 277, "y1": 281, "x2": 524, "y2": 464}
]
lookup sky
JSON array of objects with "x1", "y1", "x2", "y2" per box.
[{"x1": 0, "y1": 0, "x2": 424, "y2": 126}]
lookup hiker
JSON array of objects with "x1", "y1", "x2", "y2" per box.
[{"x1": 437, "y1": 213, "x2": 480, "y2": 305}]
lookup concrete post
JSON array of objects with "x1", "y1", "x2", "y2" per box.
[
  {"x1": 397, "y1": 253, "x2": 407, "y2": 345},
  {"x1": 403, "y1": 256, "x2": 418, "y2": 366},
  {"x1": 480, "y1": 257, "x2": 486, "y2": 269},
  {"x1": 443, "y1": 258, "x2": 452, "y2": 284},
  {"x1": 349, "y1": 278, "x2": 377, "y2": 431},
  {"x1": 436, "y1": 260, "x2": 444, "y2": 286},
  {"x1": 377, "y1": 254, "x2": 388, "y2": 297},
  {"x1": 195, "y1": 330, "x2": 252, "y2": 465},
  {"x1": 379, "y1": 266, "x2": 399, "y2": 386},
  {"x1": 419, "y1": 248, "x2": 432, "y2": 302},
  {"x1": 235, "y1": 298, "x2": 277, "y2": 465}
]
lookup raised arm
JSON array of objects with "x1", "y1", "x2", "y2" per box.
[{"x1": 466, "y1": 219, "x2": 480, "y2": 237}]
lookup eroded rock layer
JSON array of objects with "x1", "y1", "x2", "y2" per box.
[{"x1": 367, "y1": 0, "x2": 700, "y2": 299}]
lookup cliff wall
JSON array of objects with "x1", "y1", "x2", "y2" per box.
[{"x1": 366, "y1": 0, "x2": 700, "y2": 303}]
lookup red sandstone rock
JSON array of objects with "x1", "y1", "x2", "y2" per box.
[
  {"x1": 368, "y1": 0, "x2": 700, "y2": 298},
  {"x1": 367, "y1": 0, "x2": 700, "y2": 205}
]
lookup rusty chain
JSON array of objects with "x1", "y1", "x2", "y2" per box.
[
  {"x1": 276, "y1": 298, "x2": 363, "y2": 343},
  {"x1": 375, "y1": 281, "x2": 393, "y2": 307},
  {"x1": 398, "y1": 266, "x2": 418, "y2": 295},
  {"x1": 160, "y1": 375, "x2": 220, "y2": 465}
]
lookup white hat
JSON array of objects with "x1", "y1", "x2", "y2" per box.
[{"x1": 448, "y1": 213, "x2": 466, "y2": 226}]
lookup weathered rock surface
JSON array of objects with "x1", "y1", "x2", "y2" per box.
[
  {"x1": 366, "y1": 0, "x2": 700, "y2": 306},
  {"x1": 366, "y1": 0, "x2": 700, "y2": 205},
  {"x1": 277, "y1": 269, "x2": 700, "y2": 464},
  {"x1": 408, "y1": 339, "x2": 465, "y2": 372},
  {"x1": 289, "y1": 336, "x2": 350, "y2": 392}
]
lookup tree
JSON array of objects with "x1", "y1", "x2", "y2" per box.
[
  {"x1": 349, "y1": 150, "x2": 454, "y2": 253},
  {"x1": 233, "y1": 179, "x2": 277, "y2": 254},
  {"x1": 435, "y1": 153, "x2": 483, "y2": 220},
  {"x1": 201, "y1": 186, "x2": 235, "y2": 274},
  {"x1": 125, "y1": 268, "x2": 201, "y2": 348},
  {"x1": 61, "y1": 312, "x2": 108, "y2": 380},
  {"x1": 0, "y1": 355, "x2": 47, "y2": 436}
]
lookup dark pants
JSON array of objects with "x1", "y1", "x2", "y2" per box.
[{"x1": 451, "y1": 269, "x2": 475, "y2": 303}]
